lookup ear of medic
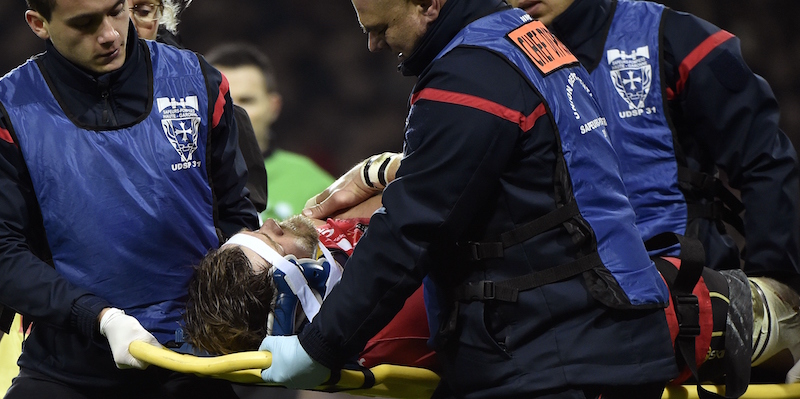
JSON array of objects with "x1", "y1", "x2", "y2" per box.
[{"x1": 259, "y1": 335, "x2": 329, "y2": 389}]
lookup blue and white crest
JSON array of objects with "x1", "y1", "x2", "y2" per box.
[
  {"x1": 157, "y1": 96, "x2": 201, "y2": 163},
  {"x1": 607, "y1": 46, "x2": 652, "y2": 110}
]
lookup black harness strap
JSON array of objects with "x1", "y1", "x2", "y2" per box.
[
  {"x1": 453, "y1": 253, "x2": 603, "y2": 303},
  {"x1": 0, "y1": 305, "x2": 14, "y2": 335},
  {"x1": 453, "y1": 201, "x2": 593, "y2": 303},
  {"x1": 458, "y1": 201, "x2": 580, "y2": 261},
  {"x1": 687, "y1": 202, "x2": 745, "y2": 235},
  {"x1": 678, "y1": 167, "x2": 745, "y2": 236}
]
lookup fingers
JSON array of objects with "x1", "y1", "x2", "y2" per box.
[
  {"x1": 303, "y1": 190, "x2": 353, "y2": 219},
  {"x1": 259, "y1": 335, "x2": 275, "y2": 352},
  {"x1": 787, "y1": 359, "x2": 800, "y2": 383},
  {"x1": 261, "y1": 367, "x2": 274, "y2": 383},
  {"x1": 303, "y1": 198, "x2": 336, "y2": 219},
  {"x1": 304, "y1": 190, "x2": 329, "y2": 210}
]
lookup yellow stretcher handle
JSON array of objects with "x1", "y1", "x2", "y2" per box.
[
  {"x1": 129, "y1": 341, "x2": 272, "y2": 375},
  {"x1": 663, "y1": 384, "x2": 800, "y2": 399},
  {"x1": 130, "y1": 342, "x2": 800, "y2": 399},
  {"x1": 129, "y1": 341, "x2": 441, "y2": 399}
]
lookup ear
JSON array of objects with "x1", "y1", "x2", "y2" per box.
[
  {"x1": 414, "y1": 0, "x2": 444, "y2": 23},
  {"x1": 267, "y1": 93, "x2": 283, "y2": 124},
  {"x1": 25, "y1": 10, "x2": 51, "y2": 40}
]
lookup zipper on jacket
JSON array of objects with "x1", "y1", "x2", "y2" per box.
[{"x1": 100, "y1": 91, "x2": 118, "y2": 125}]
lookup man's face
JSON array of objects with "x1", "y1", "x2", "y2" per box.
[
  {"x1": 216, "y1": 65, "x2": 281, "y2": 152},
  {"x1": 238, "y1": 215, "x2": 320, "y2": 272},
  {"x1": 27, "y1": 0, "x2": 130, "y2": 74},
  {"x1": 126, "y1": 0, "x2": 161, "y2": 40},
  {"x1": 507, "y1": 0, "x2": 575, "y2": 26},
  {"x1": 351, "y1": 0, "x2": 433, "y2": 60}
]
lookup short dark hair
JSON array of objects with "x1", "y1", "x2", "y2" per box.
[
  {"x1": 205, "y1": 43, "x2": 279, "y2": 94},
  {"x1": 183, "y1": 247, "x2": 275, "y2": 355},
  {"x1": 26, "y1": 0, "x2": 57, "y2": 21}
]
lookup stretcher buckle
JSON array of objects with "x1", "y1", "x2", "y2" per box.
[{"x1": 675, "y1": 294, "x2": 701, "y2": 338}]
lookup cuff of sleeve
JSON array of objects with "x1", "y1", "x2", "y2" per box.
[
  {"x1": 70, "y1": 294, "x2": 112, "y2": 339},
  {"x1": 298, "y1": 324, "x2": 345, "y2": 371}
]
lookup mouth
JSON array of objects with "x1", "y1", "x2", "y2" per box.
[
  {"x1": 515, "y1": 0, "x2": 541, "y2": 14},
  {"x1": 99, "y1": 48, "x2": 120, "y2": 61}
]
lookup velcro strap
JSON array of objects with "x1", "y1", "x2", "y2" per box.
[
  {"x1": 453, "y1": 252, "x2": 602, "y2": 303},
  {"x1": 646, "y1": 232, "x2": 704, "y2": 294},
  {"x1": 458, "y1": 201, "x2": 580, "y2": 261},
  {"x1": 359, "y1": 368, "x2": 376, "y2": 389}
]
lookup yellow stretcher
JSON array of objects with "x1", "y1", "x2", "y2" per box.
[{"x1": 129, "y1": 341, "x2": 800, "y2": 399}]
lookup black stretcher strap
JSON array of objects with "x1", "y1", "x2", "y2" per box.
[{"x1": 648, "y1": 233, "x2": 736, "y2": 399}]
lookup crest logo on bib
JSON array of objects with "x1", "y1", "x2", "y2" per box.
[
  {"x1": 607, "y1": 46, "x2": 652, "y2": 112},
  {"x1": 157, "y1": 96, "x2": 202, "y2": 171}
]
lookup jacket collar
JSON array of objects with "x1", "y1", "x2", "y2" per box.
[
  {"x1": 548, "y1": 0, "x2": 614, "y2": 71},
  {"x1": 40, "y1": 20, "x2": 143, "y2": 96},
  {"x1": 399, "y1": 0, "x2": 507, "y2": 77}
]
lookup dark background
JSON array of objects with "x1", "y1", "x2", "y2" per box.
[{"x1": 1, "y1": 1, "x2": 797, "y2": 177}]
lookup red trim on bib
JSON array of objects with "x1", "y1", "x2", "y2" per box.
[{"x1": 411, "y1": 88, "x2": 546, "y2": 132}]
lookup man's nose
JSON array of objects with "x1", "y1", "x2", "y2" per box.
[
  {"x1": 97, "y1": 17, "x2": 120, "y2": 45},
  {"x1": 367, "y1": 33, "x2": 386, "y2": 53},
  {"x1": 259, "y1": 219, "x2": 284, "y2": 236}
]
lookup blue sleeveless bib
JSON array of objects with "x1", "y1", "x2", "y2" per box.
[
  {"x1": 0, "y1": 42, "x2": 219, "y2": 341},
  {"x1": 590, "y1": 0, "x2": 686, "y2": 253},
  {"x1": 431, "y1": 9, "x2": 669, "y2": 305}
]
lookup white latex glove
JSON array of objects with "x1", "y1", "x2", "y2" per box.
[
  {"x1": 787, "y1": 358, "x2": 800, "y2": 383},
  {"x1": 99, "y1": 308, "x2": 161, "y2": 369},
  {"x1": 260, "y1": 335, "x2": 329, "y2": 389}
]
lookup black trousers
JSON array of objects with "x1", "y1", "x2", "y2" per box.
[
  {"x1": 432, "y1": 381, "x2": 666, "y2": 399},
  {"x1": 5, "y1": 367, "x2": 239, "y2": 399}
]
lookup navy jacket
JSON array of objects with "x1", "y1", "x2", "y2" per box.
[
  {"x1": 0, "y1": 25, "x2": 258, "y2": 386},
  {"x1": 549, "y1": 0, "x2": 800, "y2": 288},
  {"x1": 299, "y1": 0, "x2": 677, "y2": 396}
]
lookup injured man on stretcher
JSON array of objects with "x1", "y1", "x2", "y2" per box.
[
  {"x1": 183, "y1": 196, "x2": 438, "y2": 372},
  {"x1": 181, "y1": 194, "x2": 800, "y2": 386}
]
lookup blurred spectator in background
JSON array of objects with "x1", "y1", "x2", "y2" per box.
[{"x1": 207, "y1": 44, "x2": 334, "y2": 221}]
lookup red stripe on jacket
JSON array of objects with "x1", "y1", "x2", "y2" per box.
[
  {"x1": 411, "y1": 87, "x2": 546, "y2": 131},
  {"x1": 212, "y1": 73, "x2": 230, "y2": 129},
  {"x1": 0, "y1": 127, "x2": 15, "y2": 147},
  {"x1": 667, "y1": 30, "x2": 735, "y2": 100}
]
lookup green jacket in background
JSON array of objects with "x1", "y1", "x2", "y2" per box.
[{"x1": 261, "y1": 149, "x2": 334, "y2": 221}]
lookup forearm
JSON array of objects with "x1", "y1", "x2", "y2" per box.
[{"x1": 0, "y1": 134, "x2": 109, "y2": 337}]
